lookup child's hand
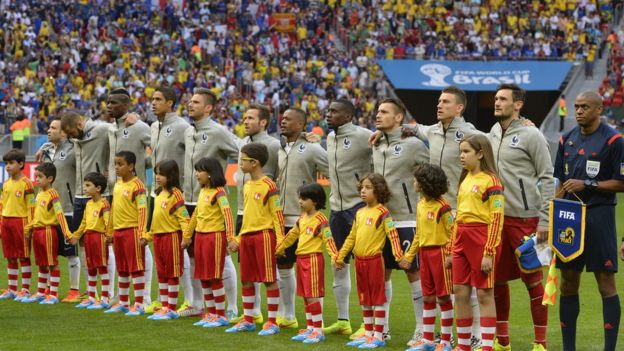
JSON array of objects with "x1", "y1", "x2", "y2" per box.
[
  {"x1": 181, "y1": 238, "x2": 192, "y2": 249},
  {"x1": 106, "y1": 236, "x2": 113, "y2": 244},
  {"x1": 69, "y1": 238, "x2": 78, "y2": 246},
  {"x1": 444, "y1": 256, "x2": 452, "y2": 269},
  {"x1": 139, "y1": 238, "x2": 148, "y2": 247},
  {"x1": 481, "y1": 256, "x2": 493, "y2": 273},
  {"x1": 398, "y1": 259, "x2": 411, "y2": 270},
  {"x1": 228, "y1": 240, "x2": 239, "y2": 253},
  {"x1": 334, "y1": 259, "x2": 345, "y2": 270}
]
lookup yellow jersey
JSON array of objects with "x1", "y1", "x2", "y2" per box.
[
  {"x1": 186, "y1": 187, "x2": 235, "y2": 242},
  {"x1": 404, "y1": 197, "x2": 454, "y2": 263},
  {"x1": 146, "y1": 188, "x2": 189, "y2": 239},
  {"x1": 72, "y1": 198, "x2": 111, "y2": 239},
  {"x1": 456, "y1": 171, "x2": 504, "y2": 257},
  {"x1": 336, "y1": 204, "x2": 403, "y2": 263},
  {"x1": 276, "y1": 211, "x2": 338, "y2": 257},
  {"x1": 239, "y1": 176, "x2": 285, "y2": 242},
  {"x1": 111, "y1": 177, "x2": 147, "y2": 236},
  {"x1": 26, "y1": 188, "x2": 71, "y2": 239},
  {"x1": 0, "y1": 175, "x2": 35, "y2": 220}
]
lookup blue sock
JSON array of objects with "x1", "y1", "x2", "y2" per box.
[
  {"x1": 560, "y1": 294, "x2": 579, "y2": 351},
  {"x1": 603, "y1": 295, "x2": 621, "y2": 351}
]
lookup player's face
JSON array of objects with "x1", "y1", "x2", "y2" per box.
[
  {"x1": 47, "y1": 120, "x2": 65, "y2": 143},
  {"x1": 574, "y1": 95, "x2": 602, "y2": 128},
  {"x1": 5, "y1": 160, "x2": 23, "y2": 176},
  {"x1": 413, "y1": 177, "x2": 422, "y2": 193},
  {"x1": 326, "y1": 102, "x2": 350, "y2": 129},
  {"x1": 151, "y1": 91, "x2": 172, "y2": 117},
  {"x1": 106, "y1": 95, "x2": 128, "y2": 120},
  {"x1": 61, "y1": 120, "x2": 83, "y2": 139},
  {"x1": 280, "y1": 110, "x2": 304, "y2": 137},
  {"x1": 375, "y1": 103, "x2": 402, "y2": 132},
  {"x1": 195, "y1": 169, "x2": 211, "y2": 187},
  {"x1": 244, "y1": 109, "x2": 265, "y2": 136},
  {"x1": 187, "y1": 94, "x2": 210, "y2": 121},
  {"x1": 437, "y1": 92, "x2": 462, "y2": 123},
  {"x1": 35, "y1": 171, "x2": 52, "y2": 188},
  {"x1": 359, "y1": 178, "x2": 377, "y2": 205},
  {"x1": 115, "y1": 157, "x2": 133, "y2": 178},
  {"x1": 239, "y1": 153, "x2": 256, "y2": 174},
  {"x1": 298, "y1": 197, "x2": 315, "y2": 214},
  {"x1": 494, "y1": 89, "x2": 517, "y2": 119},
  {"x1": 83, "y1": 181, "x2": 100, "y2": 198},
  {"x1": 155, "y1": 170, "x2": 168, "y2": 188},
  {"x1": 459, "y1": 141, "x2": 482, "y2": 172}
]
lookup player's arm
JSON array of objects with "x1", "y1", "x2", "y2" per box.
[
  {"x1": 484, "y1": 179, "x2": 504, "y2": 258},
  {"x1": 320, "y1": 222, "x2": 339, "y2": 259},
  {"x1": 440, "y1": 205, "x2": 455, "y2": 255},
  {"x1": 51, "y1": 193, "x2": 71, "y2": 240},
  {"x1": 0, "y1": 196, "x2": 4, "y2": 234},
  {"x1": 25, "y1": 184, "x2": 35, "y2": 223},
  {"x1": 529, "y1": 131, "x2": 555, "y2": 237},
  {"x1": 171, "y1": 192, "x2": 190, "y2": 236},
  {"x1": 383, "y1": 214, "x2": 404, "y2": 262},
  {"x1": 134, "y1": 185, "x2": 148, "y2": 237},
  {"x1": 101, "y1": 201, "x2": 112, "y2": 239},
  {"x1": 185, "y1": 206, "x2": 198, "y2": 241},
  {"x1": 222, "y1": 130, "x2": 241, "y2": 161},
  {"x1": 336, "y1": 219, "x2": 357, "y2": 264},
  {"x1": 314, "y1": 145, "x2": 329, "y2": 178},
  {"x1": 216, "y1": 189, "x2": 236, "y2": 243},
  {"x1": 403, "y1": 229, "x2": 420, "y2": 264},
  {"x1": 277, "y1": 220, "x2": 301, "y2": 255},
  {"x1": 267, "y1": 187, "x2": 285, "y2": 244}
]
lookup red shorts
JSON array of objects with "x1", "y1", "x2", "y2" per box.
[
  {"x1": 296, "y1": 253, "x2": 325, "y2": 298},
  {"x1": 239, "y1": 230, "x2": 277, "y2": 283},
  {"x1": 452, "y1": 223, "x2": 496, "y2": 289},
  {"x1": 355, "y1": 254, "x2": 386, "y2": 306},
  {"x1": 0, "y1": 217, "x2": 29, "y2": 259},
  {"x1": 33, "y1": 227, "x2": 58, "y2": 267},
  {"x1": 154, "y1": 232, "x2": 183, "y2": 278},
  {"x1": 194, "y1": 231, "x2": 226, "y2": 280},
  {"x1": 113, "y1": 227, "x2": 145, "y2": 274},
  {"x1": 83, "y1": 230, "x2": 108, "y2": 270},
  {"x1": 420, "y1": 246, "x2": 452, "y2": 297},
  {"x1": 496, "y1": 216, "x2": 543, "y2": 283}
]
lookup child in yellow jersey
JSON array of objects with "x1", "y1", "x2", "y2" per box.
[
  {"x1": 335, "y1": 173, "x2": 404, "y2": 349},
  {"x1": 70, "y1": 173, "x2": 112, "y2": 310},
  {"x1": 401, "y1": 164, "x2": 454, "y2": 351},
  {"x1": 452, "y1": 135, "x2": 504, "y2": 351},
  {"x1": 0, "y1": 149, "x2": 35, "y2": 301},
  {"x1": 186, "y1": 158, "x2": 235, "y2": 328},
  {"x1": 277, "y1": 183, "x2": 338, "y2": 344},
  {"x1": 226, "y1": 143, "x2": 285, "y2": 335},
  {"x1": 21, "y1": 163, "x2": 71, "y2": 305},
  {"x1": 106, "y1": 151, "x2": 148, "y2": 316},
  {"x1": 141, "y1": 160, "x2": 189, "y2": 320}
]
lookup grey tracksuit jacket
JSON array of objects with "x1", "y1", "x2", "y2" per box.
[
  {"x1": 150, "y1": 112, "x2": 190, "y2": 195},
  {"x1": 39, "y1": 139, "x2": 76, "y2": 214},
  {"x1": 73, "y1": 119, "x2": 110, "y2": 197},
  {"x1": 108, "y1": 117, "x2": 151, "y2": 190}
]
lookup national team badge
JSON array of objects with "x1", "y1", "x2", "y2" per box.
[
  {"x1": 427, "y1": 211, "x2": 434, "y2": 220},
  {"x1": 454, "y1": 130, "x2": 464, "y2": 142},
  {"x1": 392, "y1": 144, "x2": 402, "y2": 156},
  {"x1": 297, "y1": 143, "x2": 306, "y2": 153},
  {"x1": 471, "y1": 185, "x2": 479, "y2": 193},
  {"x1": 123, "y1": 190, "x2": 130, "y2": 197},
  {"x1": 40, "y1": 200, "x2": 47, "y2": 207},
  {"x1": 366, "y1": 217, "x2": 373, "y2": 225},
  {"x1": 15, "y1": 190, "x2": 22, "y2": 198},
  {"x1": 585, "y1": 160, "x2": 600, "y2": 178},
  {"x1": 306, "y1": 227, "x2": 313, "y2": 235},
  {"x1": 93, "y1": 210, "x2": 99, "y2": 217},
  {"x1": 343, "y1": 138, "x2": 351, "y2": 150},
  {"x1": 200, "y1": 133, "x2": 208, "y2": 144},
  {"x1": 165, "y1": 127, "x2": 172, "y2": 137},
  {"x1": 86, "y1": 131, "x2": 92, "y2": 139},
  {"x1": 548, "y1": 198, "x2": 586, "y2": 262},
  {"x1": 122, "y1": 128, "x2": 130, "y2": 138},
  {"x1": 161, "y1": 201, "x2": 168, "y2": 208},
  {"x1": 254, "y1": 192, "x2": 261, "y2": 200},
  {"x1": 59, "y1": 151, "x2": 67, "y2": 160},
  {"x1": 510, "y1": 135, "x2": 520, "y2": 147}
]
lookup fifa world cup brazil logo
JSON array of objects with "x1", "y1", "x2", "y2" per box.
[
  {"x1": 420, "y1": 64, "x2": 452, "y2": 87},
  {"x1": 558, "y1": 227, "x2": 575, "y2": 245}
]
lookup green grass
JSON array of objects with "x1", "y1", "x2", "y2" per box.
[{"x1": 0, "y1": 190, "x2": 623, "y2": 350}]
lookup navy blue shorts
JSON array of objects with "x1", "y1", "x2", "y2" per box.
[
  {"x1": 277, "y1": 226, "x2": 297, "y2": 266},
  {"x1": 556, "y1": 205, "x2": 618, "y2": 272},
  {"x1": 57, "y1": 215, "x2": 77, "y2": 257},
  {"x1": 330, "y1": 203, "x2": 365, "y2": 264},
  {"x1": 383, "y1": 227, "x2": 418, "y2": 270}
]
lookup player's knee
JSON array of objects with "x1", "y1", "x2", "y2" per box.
[
  {"x1": 596, "y1": 274, "x2": 617, "y2": 297},
  {"x1": 559, "y1": 279, "x2": 580, "y2": 295},
  {"x1": 476, "y1": 288, "x2": 494, "y2": 304},
  {"x1": 423, "y1": 295, "x2": 436, "y2": 304}
]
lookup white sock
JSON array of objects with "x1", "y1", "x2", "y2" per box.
[
  {"x1": 383, "y1": 280, "x2": 392, "y2": 333},
  {"x1": 252, "y1": 282, "x2": 262, "y2": 316},
  {"x1": 143, "y1": 246, "x2": 153, "y2": 305},
  {"x1": 190, "y1": 258, "x2": 204, "y2": 311},
  {"x1": 222, "y1": 255, "x2": 238, "y2": 315},
  {"x1": 410, "y1": 279, "x2": 424, "y2": 332},
  {"x1": 107, "y1": 245, "x2": 116, "y2": 299},
  {"x1": 181, "y1": 250, "x2": 193, "y2": 303},
  {"x1": 332, "y1": 263, "x2": 351, "y2": 320},
  {"x1": 471, "y1": 287, "x2": 481, "y2": 339},
  {"x1": 68, "y1": 255, "x2": 81, "y2": 290},
  {"x1": 278, "y1": 267, "x2": 296, "y2": 320}
]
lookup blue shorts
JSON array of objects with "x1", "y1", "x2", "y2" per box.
[
  {"x1": 330, "y1": 203, "x2": 365, "y2": 264},
  {"x1": 57, "y1": 215, "x2": 77, "y2": 257},
  {"x1": 556, "y1": 205, "x2": 618, "y2": 272},
  {"x1": 383, "y1": 227, "x2": 418, "y2": 270},
  {"x1": 277, "y1": 226, "x2": 297, "y2": 266}
]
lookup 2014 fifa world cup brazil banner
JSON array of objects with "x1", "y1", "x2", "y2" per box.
[{"x1": 548, "y1": 199, "x2": 586, "y2": 262}]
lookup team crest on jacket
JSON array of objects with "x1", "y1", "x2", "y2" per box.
[
  {"x1": 86, "y1": 131, "x2": 92, "y2": 139},
  {"x1": 297, "y1": 143, "x2": 306, "y2": 153},
  {"x1": 123, "y1": 190, "x2": 130, "y2": 197},
  {"x1": 427, "y1": 211, "x2": 434, "y2": 220},
  {"x1": 366, "y1": 217, "x2": 373, "y2": 225},
  {"x1": 39, "y1": 200, "x2": 47, "y2": 207},
  {"x1": 306, "y1": 226, "x2": 313, "y2": 234},
  {"x1": 586, "y1": 160, "x2": 600, "y2": 178},
  {"x1": 254, "y1": 192, "x2": 262, "y2": 200},
  {"x1": 510, "y1": 135, "x2": 520, "y2": 147},
  {"x1": 161, "y1": 201, "x2": 168, "y2": 208},
  {"x1": 392, "y1": 144, "x2": 402, "y2": 156},
  {"x1": 200, "y1": 133, "x2": 208, "y2": 144},
  {"x1": 165, "y1": 127, "x2": 172, "y2": 137},
  {"x1": 93, "y1": 209, "x2": 99, "y2": 217},
  {"x1": 59, "y1": 151, "x2": 67, "y2": 160},
  {"x1": 15, "y1": 190, "x2": 22, "y2": 198},
  {"x1": 455, "y1": 130, "x2": 464, "y2": 142},
  {"x1": 122, "y1": 128, "x2": 130, "y2": 138},
  {"x1": 343, "y1": 138, "x2": 351, "y2": 150},
  {"x1": 471, "y1": 185, "x2": 479, "y2": 193}
]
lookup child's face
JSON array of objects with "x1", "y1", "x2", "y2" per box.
[
  {"x1": 115, "y1": 156, "x2": 133, "y2": 178},
  {"x1": 359, "y1": 178, "x2": 376, "y2": 204},
  {"x1": 460, "y1": 141, "x2": 481, "y2": 172},
  {"x1": 35, "y1": 171, "x2": 53, "y2": 188},
  {"x1": 413, "y1": 177, "x2": 421, "y2": 193},
  {"x1": 155, "y1": 169, "x2": 167, "y2": 188},
  {"x1": 83, "y1": 180, "x2": 100, "y2": 197},
  {"x1": 5, "y1": 160, "x2": 23, "y2": 176},
  {"x1": 239, "y1": 153, "x2": 256, "y2": 174},
  {"x1": 298, "y1": 197, "x2": 315, "y2": 213},
  {"x1": 195, "y1": 169, "x2": 210, "y2": 187}
]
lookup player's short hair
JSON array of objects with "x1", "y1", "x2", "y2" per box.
[
  {"x1": 110, "y1": 88, "x2": 131, "y2": 100},
  {"x1": 298, "y1": 183, "x2": 326, "y2": 210},
  {"x1": 193, "y1": 87, "x2": 218, "y2": 107},
  {"x1": 248, "y1": 104, "x2": 271, "y2": 127},
  {"x1": 286, "y1": 107, "x2": 307, "y2": 125},
  {"x1": 358, "y1": 173, "x2": 392, "y2": 205},
  {"x1": 240, "y1": 142, "x2": 268, "y2": 167},
  {"x1": 60, "y1": 110, "x2": 82, "y2": 130},
  {"x1": 496, "y1": 83, "x2": 526, "y2": 103},
  {"x1": 379, "y1": 98, "x2": 407, "y2": 117},
  {"x1": 194, "y1": 157, "x2": 226, "y2": 188},
  {"x1": 335, "y1": 99, "x2": 355, "y2": 116},
  {"x1": 115, "y1": 150, "x2": 136, "y2": 166},
  {"x1": 413, "y1": 163, "x2": 448, "y2": 200},
  {"x1": 84, "y1": 172, "x2": 107, "y2": 194},
  {"x1": 442, "y1": 86, "x2": 467, "y2": 111},
  {"x1": 155, "y1": 86, "x2": 178, "y2": 107},
  {"x1": 3, "y1": 149, "x2": 26, "y2": 169},
  {"x1": 36, "y1": 162, "x2": 56, "y2": 182}
]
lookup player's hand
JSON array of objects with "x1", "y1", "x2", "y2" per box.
[
  {"x1": 139, "y1": 238, "x2": 148, "y2": 247},
  {"x1": 401, "y1": 126, "x2": 418, "y2": 139},
  {"x1": 34, "y1": 149, "x2": 43, "y2": 162},
  {"x1": 368, "y1": 130, "x2": 382, "y2": 146},
  {"x1": 181, "y1": 238, "x2": 192, "y2": 249},
  {"x1": 561, "y1": 179, "x2": 585, "y2": 193},
  {"x1": 444, "y1": 256, "x2": 452, "y2": 269},
  {"x1": 303, "y1": 132, "x2": 321, "y2": 143},
  {"x1": 536, "y1": 226, "x2": 549, "y2": 243},
  {"x1": 398, "y1": 259, "x2": 411, "y2": 270},
  {"x1": 124, "y1": 112, "x2": 140, "y2": 126},
  {"x1": 24, "y1": 231, "x2": 31, "y2": 240},
  {"x1": 106, "y1": 236, "x2": 113, "y2": 244},
  {"x1": 521, "y1": 118, "x2": 535, "y2": 127},
  {"x1": 481, "y1": 256, "x2": 493, "y2": 273},
  {"x1": 228, "y1": 240, "x2": 239, "y2": 253},
  {"x1": 334, "y1": 259, "x2": 345, "y2": 270},
  {"x1": 69, "y1": 238, "x2": 78, "y2": 246}
]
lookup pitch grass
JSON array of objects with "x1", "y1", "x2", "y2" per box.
[{"x1": 0, "y1": 190, "x2": 622, "y2": 350}]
